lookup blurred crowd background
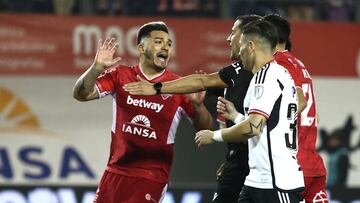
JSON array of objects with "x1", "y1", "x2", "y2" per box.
[{"x1": 1, "y1": 0, "x2": 359, "y2": 22}]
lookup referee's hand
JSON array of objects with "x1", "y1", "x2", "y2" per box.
[{"x1": 195, "y1": 130, "x2": 215, "y2": 149}]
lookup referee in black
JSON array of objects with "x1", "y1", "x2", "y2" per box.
[{"x1": 212, "y1": 15, "x2": 260, "y2": 203}]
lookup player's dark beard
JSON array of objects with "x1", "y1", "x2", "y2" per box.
[{"x1": 144, "y1": 49, "x2": 164, "y2": 70}]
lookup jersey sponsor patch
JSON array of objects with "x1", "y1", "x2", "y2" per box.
[
  {"x1": 127, "y1": 95, "x2": 164, "y2": 113},
  {"x1": 122, "y1": 115, "x2": 157, "y2": 139}
]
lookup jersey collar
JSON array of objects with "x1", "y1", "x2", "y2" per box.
[{"x1": 136, "y1": 65, "x2": 166, "y2": 81}]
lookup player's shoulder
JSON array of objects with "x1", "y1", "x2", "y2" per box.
[
  {"x1": 274, "y1": 50, "x2": 296, "y2": 66},
  {"x1": 293, "y1": 57, "x2": 306, "y2": 69},
  {"x1": 220, "y1": 61, "x2": 244, "y2": 72},
  {"x1": 255, "y1": 61, "x2": 291, "y2": 83},
  {"x1": 275, "y1": 50, "x2": 307, "y2": 69}
]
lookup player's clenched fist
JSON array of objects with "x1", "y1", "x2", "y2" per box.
[{"x1": 195, "y1": 130, "x2": 215, "y2": 148}]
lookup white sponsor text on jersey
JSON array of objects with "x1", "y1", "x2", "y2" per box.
[{"x1": 126, "y1": 95, "x2": 164, "y2": 113}]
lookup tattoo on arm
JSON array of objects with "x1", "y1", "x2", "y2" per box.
[{"x1": 243, "y1": 118, "x2": 265, "y2": 138}]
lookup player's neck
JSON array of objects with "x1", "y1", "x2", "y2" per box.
[
  {"x1": 275, "y1": 43, "x2": 286, "y2": 52},
  {"x1": 252, "y1": 54, "x2": 274, "y2": 74},
  {"x1": 139, "y1": 63, "x2": 165, "y2": 80}
]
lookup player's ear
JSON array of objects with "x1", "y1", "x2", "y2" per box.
[
  {"x1": 248, "y1": 41, "x2": 255, "y2": 53},
  {"x1": 138, "y1": 43, "x2": 145, "y2": 54}
]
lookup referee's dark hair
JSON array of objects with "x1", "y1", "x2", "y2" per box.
[
  {"x1": 242, "y1": 19, "x2": 279, "y2": 50},
  {"x1": 236, "y1": 14, "x2": 261, "y2": 30},
  {"x1": 137, "y1": 21, "x2": 169, "y2": 44},
  {"x1": 263, "y1": 14, "x2": 292, "y2": 51}
]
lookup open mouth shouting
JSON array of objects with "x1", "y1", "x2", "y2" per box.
[{"x1": 155, "y1": 51, "x2": 169, "y2": 67}]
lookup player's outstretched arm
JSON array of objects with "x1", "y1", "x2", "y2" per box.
[
  {"x1": 195, "y1": 114, "x2": 266, "y2": 148},
  {"x1": 73, "y1": 38, "x2": 121, "y2": 101},
  {"x1": 123, "y1": 72, "x2": 228, "y2": 95}
]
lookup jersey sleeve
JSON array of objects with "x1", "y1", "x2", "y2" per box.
[
  {"x1": 248, "y1": 67, "x2": 282, "y2": 119},
  {"x1": 179, "y1": 95, "x2": 196, "y2": 119},
  {"x1": 95, "y1": 67, "x2": 118, "y2": 98},
  {"x1": 294, "y1": 58, "x2": 307, "y2": 85},
  {"x1": 218, "y1": 61, "x2": 246, "y2": 87},
  {"x1": 276, "y1": 58, "x2": 301, "y2": 88}
]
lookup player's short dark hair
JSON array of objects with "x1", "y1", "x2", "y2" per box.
[
  {"x1": 263, "y1": 14, "x2": 290, "y2": 44},
  {"x1": 285, "y1": 39, "x2": 292, "y2": 51},
  {"x1": 242, "y1": 19, "x2": 279, "y2": 50},
  {"x1": 137, "y1": 21, "x2": 169, "y2": 44},
  {"x1": 236, "y1": 14, "x2": 262, "y2": 30}
]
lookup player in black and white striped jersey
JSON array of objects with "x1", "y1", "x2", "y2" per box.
[{"x1": 195, "y1": 19, "x2": 304, "y2": 203}]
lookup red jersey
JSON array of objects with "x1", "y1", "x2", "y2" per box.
[
  {"x1": 95, "y1": 65, "x2": 195, "y2": 184},
  {"x1": 274, "y1": 51, "x2": 326, "y2": 177}
]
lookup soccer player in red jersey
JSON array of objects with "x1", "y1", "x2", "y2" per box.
[
  {"x1": 72, "y1": 22, "x2": 213, "y2": 203},
  {"x1": 266, "y1": 14, "x2": 328, "y2": 203},
  {"x1": 125, "y1": 15, "x2": 259, "y2": 203}
]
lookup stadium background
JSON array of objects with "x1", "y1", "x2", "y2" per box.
[{"x1": 0, "y1": 0, "x2": 360, "y2": 202}]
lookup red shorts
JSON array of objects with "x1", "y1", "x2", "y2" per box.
[
  {"x1": 94, "y1": 170, "x2": 168, "y2": 203},
  {"x1": 302, "y1": 176, "x2": 328, "y2": 203}
]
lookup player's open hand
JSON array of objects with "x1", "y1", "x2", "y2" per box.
[
  {"x1": 195, "y1": 130, "x2": 215, "y2": 149},
  {"x1": 217, "y1": 96, "x2": 239, "y2": 122},
  {"x1": 123, "y1": 76, "x2": 156, "y2": 95},
  {"x1": 94, "y1": 38, "x2": 121, "y2": 72}
]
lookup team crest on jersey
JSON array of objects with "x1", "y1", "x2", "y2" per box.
[
  {"x1": 313, "y1": 190, "x2": 328, "y2": 203},
  {"x1": 254, "y1": 85, "x2": 264, "y2": 99},
  {"x1": 122, "y1": 115, "x2": 157, "y2": 139}
]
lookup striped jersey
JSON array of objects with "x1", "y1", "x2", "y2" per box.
[
  {"x1": 95, "y1": 65, "x2": 195, "y2": 184},
  {"x1": 243, "y1": 61, "x2": 304, "y2": 191}
]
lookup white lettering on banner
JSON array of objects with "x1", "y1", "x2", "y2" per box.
[
  {"x1": 126, "y1": 95, "x2": 164, "y2": 113},
  {"x1": 72, "y1": 25, "x2": 176, "y2": 56},
  {"x1": 72, "y1": 25, "x2": 102, "y2": 55},
  {"x1": 122, "y1": 115, "x2": 157, "y2": 139},
  {"x1": 0, "y1": 58, "x2": 44, "y2": 70},
  {"x1": 0, "y1": 147, "x2": 95, "y2": 181},
  {"x1": 0, "y1": 27, "x2": 25, "y2": 37}
]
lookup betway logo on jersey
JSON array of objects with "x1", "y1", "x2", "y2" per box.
[
  {"x1": 127, "y1": 95, "x2": 164, "y2": 113},
  {"x1": 122, "y1": 115, "x2": 157, "y2": 139}
]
